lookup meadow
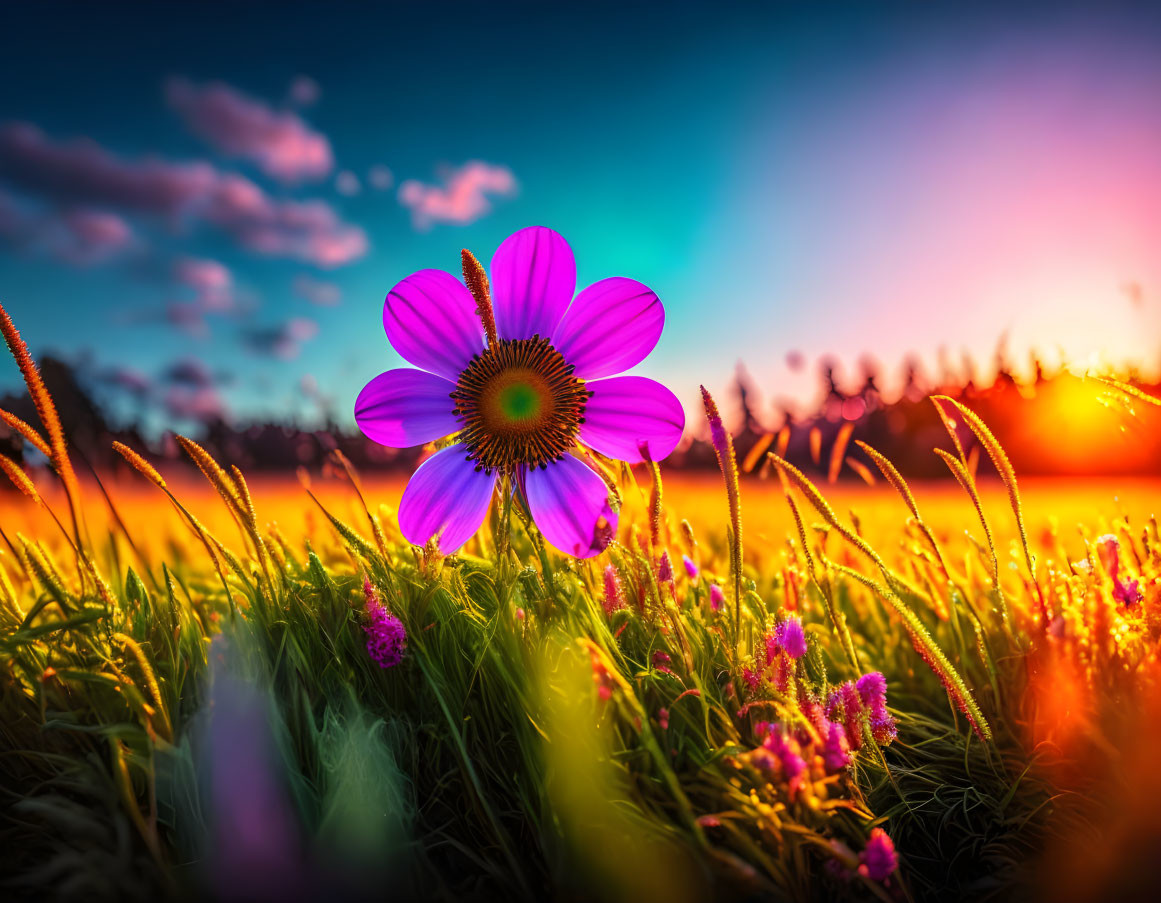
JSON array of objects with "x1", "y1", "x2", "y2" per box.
[{"x1": 3, "y1": 303, "x2": 1161, "y2": 902}]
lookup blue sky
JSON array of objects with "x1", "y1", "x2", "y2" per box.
[{"x1": 2, "y1": 1, "x2": 1161, "y2": 433}]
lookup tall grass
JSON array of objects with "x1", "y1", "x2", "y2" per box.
[{"x1": 1, "y1": 301, "x2": 1158, "y2": 901}]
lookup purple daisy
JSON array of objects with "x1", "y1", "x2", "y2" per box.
[{"x1": 355, "y1": 226, "x2": 684, "y2": 558}]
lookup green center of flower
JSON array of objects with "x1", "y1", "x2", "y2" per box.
[
  {"x1": 451, "y1": 336, "x2": 590, "y2": 474},
  {"x1": 498, "y1": 382, "x2": 541, "y2": 421}
]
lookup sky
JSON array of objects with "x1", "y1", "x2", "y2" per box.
[{"x1": 2, "y1": 1, "x2": 1161, "y2": 434}]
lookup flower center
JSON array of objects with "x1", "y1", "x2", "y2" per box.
[{"x1": 452, "y1": 336, "x2": 589, "y2": 474}]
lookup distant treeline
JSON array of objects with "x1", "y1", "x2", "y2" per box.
[{"x1": 3, "y1": 353, "x2": 1160, "y2": 484}]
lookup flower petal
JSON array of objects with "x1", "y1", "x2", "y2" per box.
[
  {"x1": 354, "y1": 368, "x2": 458, "y2": 448},
  {"x1": 490, "y1": 226, "x2": 576, "y2": 340},
  {"x1": 552, "y1": 277, "x2": 663, "y2": 379},
  {"x1": 383, "y1": 269, "x2": 484, "y2": 379},
  {"x1": 580, "y1": 376, "x2": 685, "y2": 463},
  {"x1": 397, "y1": 445, "x2": 496, "y2": 554},
  {"x1": 524, "y1": 455, "x2": 617, "y2": 559}
]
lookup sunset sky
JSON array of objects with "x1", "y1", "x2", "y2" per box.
[{"x1": 2, "y1": 1, "x2": 1160, "y2": 433}]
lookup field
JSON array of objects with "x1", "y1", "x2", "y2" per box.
[{"x1": 5, "y1": 369, "x2": 1161, "y2": 903}]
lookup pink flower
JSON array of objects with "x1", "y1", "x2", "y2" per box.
[
  {"x1": 855, "y1": 671, "x2": 887, "y2": 705},
  {"x1": 821, "y1": 722, "x2": 851, "y2": 772},
  {"x1": 857, "y1": 828, "x2": 897, "y2": 882},
  {"x1": 354, "y1": 226, "x2": 684, "y2": 558},
  {"x1": 603, "y1": 565, "x2": 626, "y2": 615},
  {"x1": 776, "y1": 617, "x2": 807, "y2": 660},
  {"x1": 682, "y1": 555, "x2": 699, "y2": 579},
  {"x1": 1114, "y1": 577, "x2": 1143, "y2": 606},
  {"x1": 827, "y1": 682, "x2": 865, "y2": 751},
  {"x1": 652, "y1": 650, "x2": 674, "y2": 675},
  {"x1": 362, "y1": 582, "x2": 406, "y2": 669},
  {"x1": 709, "y1": 583, "x2": 725, "y2": 611},
  {"x1": 857, "y1": 672, "x2": 897, "y2": 746},
  {"x1": 762, "y1": 725, "x2": 807, "y2": 784},
  {"x1": 1097, "y1": 534, "x2": 1142, "y2": 606},
  {"x1": 657, "y1": 550, "x2": 675, "y2": 585}
]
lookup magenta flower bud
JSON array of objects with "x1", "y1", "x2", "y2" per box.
[
  {"x1": 603, "y1": 565, "x2": 626, "y2": 615},
  {"x1": 1114, "y1": 577, "x2": 1143, "y2": 606},
  {"x1": 363, "y1": 597, "x2": 407, "y2": 669},
  {"x1": 762, "y1": 724, "x2": 806, "y2": 782},
  {"x1": 1097, "y1": 533, "x2": 1121, "y2": 579},
  {"x1": 742, "y1": 665, "x2": 760, "y2": 692},
  {"x1": 869, "y1": 708, "x2": 898, "y2": 746},
  {"x1": 827, "y1": 682, "x2": 864, "y2": 751},
  {"x1": 857, "y1": 828, "x2": 897, "y2": 882},
  {"x1": 764, "y1": 630, "x2": 780, "y2": 666},
  {"x1": 776, "y1": 617, "x2": 807, "y2": 660},
  {"x1": 856, "y1": 671, "x2": 888, "y2": 706},
  {"x1": 682, "y1": 554, "x2": 699, "y2": 580},
  {"x1": 822, "y1": 721, "x2": 851, "y2": 772},
  {"x1": 657, "y1": 550, "x2": 674, "y2": 585},
  {"x1": 709, "y1": 583, "x2": 725, "y2": 611}
]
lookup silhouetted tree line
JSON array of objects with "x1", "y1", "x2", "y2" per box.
[{"x1": 3, "y1": 351, "x2": 1160, "y2": 487}]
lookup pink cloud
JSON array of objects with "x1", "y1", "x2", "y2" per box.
[
  {"x1": 0, "y1": 123, "x2": 367, "y2": 267},
  {"x1": 0, "y1": 188, "x2": 134, "y2": 265},
  {"x1": 398, "y1": 161, "x2": 517, "y2": 229},
  {"x1": 0, "y1": 122, "x2": 216, "y2": 215},
  {"x1": 166, "y1": 77, "x2": 333, "y2": 183},
  {"x1": 292, "y1": 274, "x2": 341, "y2": 306},
  {"x1": 174, "y1": 256, "x2": 233, "y2": 310}
]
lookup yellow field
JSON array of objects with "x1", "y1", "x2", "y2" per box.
[{"x1": 4, "y1": 470, "x2": 1153, "y2": 570}]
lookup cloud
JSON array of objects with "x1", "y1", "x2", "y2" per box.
[
  {"x1": 0, "y1": 122, "x2": 367, "y2": 267},
  {"x1": 0, "y1": 122, "x2": 216, "y2": 216},
  {"x1": 163, "y1": 357, "x2": 217, "y2": 388},
  {"x1": 95, "y1": 363, "x2": 150, "y2": 398},
  {"x1": 287, "y1": 75, "x2": 321, "y2": 108},
  {"x1": 240, "y1": 316, "x2": 318, "y2": 360},
  {"x1": 0, "y1": 187, "x2": 134, "y2": 265},
  {"x1": 397, "y1": 161, "x2": 517, "y2": 229},
  {"x1": 292, "y1": 274, "x2": 341, "y2": 306},
  {"x1": 201, "y1": 173, "x2": 368, "y2": 266},
  {"x1": 174, "y1": 256, "x2": 233, "y2": 310},
  {"x1": 159, "y1": 356, "x2": 229, "y2": 423},
  {"x1": 368, "y1": 164, "x2": 393, "y2": 191},
  {"x1": 166, "y1": 77, "x2": 332, "y2": 183}
]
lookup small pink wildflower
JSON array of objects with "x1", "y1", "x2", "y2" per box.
[
  {"x1": 657, "y1": 550, "x2": 675, "y2": 585},
  {"x1": 856, "y1": 672, "x2": 897, "y2": 746},
  {"x1": 362, "y1": 580, "x2": 406, "y2": 669},
  {"x1": 709, "y1": 583, "x2": 725, "y2": 611},
  {"x1": 652, "y1": 650, "x2": 675, "y2": 676},
  {"x1": 603, "y1": 565, "x2": 626, "y2": 615},
  {"x1": 827, "y1": 682, "x2": 864, "y2": 751},
  {"x1": 822, "y1": 722, "x2": 851, "y2": 772},
  {"x1": 762, "y1": 725, "x2": 807, "y2": 785},
  {"x1": 658, "y1": 707, "x2": 670, "y2": 730},
  {"x1": 857, "y1": 828, "x2": 897, "y2": 882},
  {"x1": 776, "y1": 617, "x2": 807, "y2": 660},
  {"x1": 1096, "y1": 534, "x2": 1142, "y2": 606},
  {"x1": 1114, "y1": 577, "x2": 1143, "y2": 606},
  {"x1": 742, "y1": 665, "x2": 761, "y2": 693},
  {"x1": 682, "y1": 555, "x2": 699, "y2": 579}
]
